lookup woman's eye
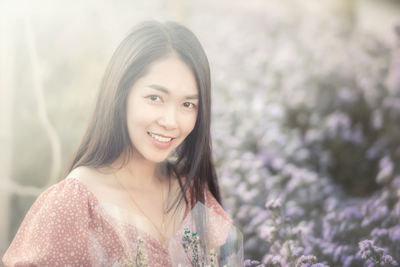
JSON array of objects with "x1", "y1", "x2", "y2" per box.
[
  {"x1": 147, "y1": 95, "x2": 161, "y2": 102},
  {"x1": 183, "y1": 102, "x2": 196, "y2": 109}
]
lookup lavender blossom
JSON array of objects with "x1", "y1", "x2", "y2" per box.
[{"x1": 358, "y1": 240, "x2": 399, "y2": 266}]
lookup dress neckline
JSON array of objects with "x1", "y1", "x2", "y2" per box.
[{"x1": 66, "y1": 176, "x2": 191, "y2": 248}]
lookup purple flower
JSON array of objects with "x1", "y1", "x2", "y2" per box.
[
  {"x1": 389, "y1": 226, "x2": 400, "y2": 242},
  {"x1": 357, "y1": 239, "x2": 398, "y2": 266},
  {"x1": 310, "y1": 264, "x2": 329, "y2": 267},
  {"x1": 265, "y1": 197, "x2": 282, "y2": 210},
  {"x1": 381, "y1": 254, "x2": 399, "y2": 266},
  {"x1": 339, "y1": 206, "x2": 363, "y2": 220},
  {"x1": 295, "y1": 255, "x2": 317, "y2": 267},
  {"x1": 376, "y1": 155, "x2": 394, "y2": 184},
  {"x1": 262, "y1": 254, "x2": 282, "y2": 265},
  {"x1": 371, "y1": 228, "x2": 388, "y2": 239},
  {"x1": 343, "y1": 255, "x2": 355, "y2": 267},
  {"x1": 359, "y1": 240, "x2": 373, "y2": 252},
  {"x1": 244, "y1": 259, "x2": 262, "y2": 266},
  {"x1": 371, "y1": 109, "x2": 383, "y2": 129}
]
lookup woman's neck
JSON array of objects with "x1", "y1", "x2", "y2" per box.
[{"x1": 111, "y1": 152, "x2": 168, "y2": 190}]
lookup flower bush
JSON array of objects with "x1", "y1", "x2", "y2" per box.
[{"x1": 190, "y1": 5, "x2": 400, "y2": 266}]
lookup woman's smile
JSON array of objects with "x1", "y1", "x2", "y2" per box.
[
  {"x1": 147, "y1": 131, "x2": 175, "y2": 149},
  {"x1": 126, "y1": 56, "x2": 198, "y2": 162},
  {"x1": 147, "y1": 131, "x2": 175, "y2": 142}
]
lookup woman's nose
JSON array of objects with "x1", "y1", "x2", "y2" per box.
[{"x1": 157, "y1": 106, "x2": 178, "y2": 130}]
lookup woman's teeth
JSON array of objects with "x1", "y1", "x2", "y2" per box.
[{"x1": 148, "y1": 132, "x2": 172, "y2": 142}]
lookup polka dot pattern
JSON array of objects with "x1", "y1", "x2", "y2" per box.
[{"x1": 2, "y1": 177, "x2": 233, "y2": 266}]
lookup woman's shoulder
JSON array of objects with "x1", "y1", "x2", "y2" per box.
[
  {"x1": 37, "y1": 172, "x2": 92, "y2": 206},
  {"x1": 16, "y1": 167, "x2": 104, "y2": 228},
  {"x1": 24, "y1": 174, "x2": 96, "y2": 224},
  {"x1": 65, "y1": 165, "x2": 121, "y2": 204},
  {"x1": 65, "y1": 165, "x2": 108, "y2": 190},
  {"x1": 2, "y1": 170, "x2": 97, "y2": 266}
]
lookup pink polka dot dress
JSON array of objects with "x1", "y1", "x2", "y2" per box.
[{"x1": 2, "y1": 177, "x2": 235, "y2": 266}]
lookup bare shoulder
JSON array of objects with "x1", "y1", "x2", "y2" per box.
[{"x1": 65, "y1": 166, "x2": 110, "y2": 190}]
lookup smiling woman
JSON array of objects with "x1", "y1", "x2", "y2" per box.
[
  {"x1": 126, "y1": 56, "x2": 199, "y2": 162},
  {"x1": 2, "y1": 20, "x2": 239, "y2": 266}
]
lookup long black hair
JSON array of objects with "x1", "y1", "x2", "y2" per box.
[{"x1": 65, "y1": 20, "x2": 222, "y2": 213}]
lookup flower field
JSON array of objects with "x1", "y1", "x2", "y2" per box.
[{"x1": 190, "y1": 2, "x2": 400, "y2": 266}]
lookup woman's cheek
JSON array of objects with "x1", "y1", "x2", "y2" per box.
[{"x1": 184, "y1": 113, "x2": 197, "y2": 133}]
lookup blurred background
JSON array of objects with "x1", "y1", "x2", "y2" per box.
[{"x1": 1, "y1": 0, "x2": 400, "y2": 265}]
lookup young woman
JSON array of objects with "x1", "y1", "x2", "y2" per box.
[{"x1": 2, "y1": 21, "x2": 236, "y2": 266}]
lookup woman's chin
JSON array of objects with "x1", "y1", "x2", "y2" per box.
[{"x1": 145, "y1": 153, "x2": 170, "y2": 164}]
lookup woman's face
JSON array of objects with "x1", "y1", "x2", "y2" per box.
[{"x1": 126, "y1": 55, "x2": 199, "y2": 163}]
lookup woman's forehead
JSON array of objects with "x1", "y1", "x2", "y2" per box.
[
  {"x1": 145, "y1": 84, "x2": 198, "y2": 99},
  {"x1": 133, "y1": 57, "x2": 198, "y2": 96}
]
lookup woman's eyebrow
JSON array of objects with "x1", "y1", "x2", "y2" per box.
[{"x1": 147, "y1": 84, "x2": 198, "y2": 99}]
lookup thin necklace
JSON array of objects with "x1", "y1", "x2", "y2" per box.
[{"x1": 113, "y1": 171, "x2": 168, "y2": 245}]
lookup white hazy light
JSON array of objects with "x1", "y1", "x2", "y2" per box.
[{"x1": 1, "y1": 0, "x2": 30, "y2": 20}]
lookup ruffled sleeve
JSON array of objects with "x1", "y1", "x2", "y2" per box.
[
  {"x1": 204, "y1": 187, "x2": 232, "y2": 224},
  {"x1": 2, "y1": 178, "x2": 91, "y2": 266},
  {"x1": 203, "y1": 188, "x2": 243, "y2": 267},
  {"x1": 204, "y1": 187, "x2": 233, "y2": 248}
]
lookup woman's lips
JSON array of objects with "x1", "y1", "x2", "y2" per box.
[
  {"x1": 147, "y1": 132, "x2": 175, "y2": 149},
  {"x1": 148, "y1": 131, "x2": 176, "y2": 139}
]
